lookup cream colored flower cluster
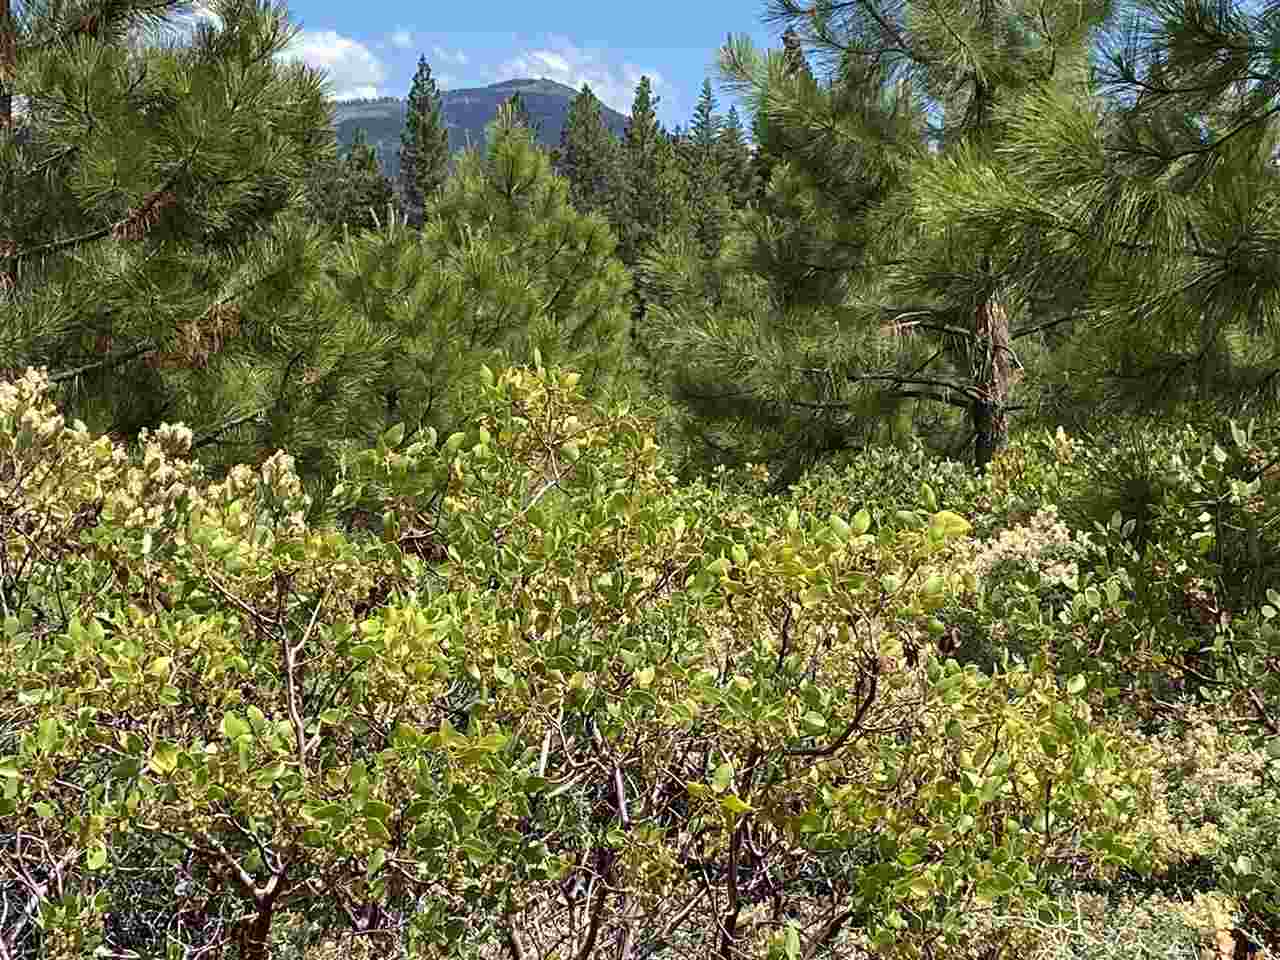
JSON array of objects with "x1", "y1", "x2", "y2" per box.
[
  {"x1": 959, "y1": 505, "x2": 1093, "y2": 590},
  {"x1": 1, "y1": 367, "x2": 310, "y2": 554}
]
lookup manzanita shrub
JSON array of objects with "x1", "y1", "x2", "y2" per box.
[{"x1": 2, "y1": 365, "x2": 1160, "y2": 959}]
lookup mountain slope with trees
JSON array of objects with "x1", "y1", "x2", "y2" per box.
[{"x1": 331, "y1": 77, "x2": 630, "y2": 179}]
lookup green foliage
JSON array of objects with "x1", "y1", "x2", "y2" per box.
[
  {"x1": 717, "y1": 105, "x2": 755, "y2": 211},
  {"x1": 615, "y1": 75, "x2": 690, "y2": 269},
  {"x1": 501, "y1": 91, "x2": 541, "y2": 140},
  {"x1": 645, "y1": 0, "x2": 1117, "y2": 477},
  {"x1": 0, "y1": 0, "x2": 338, "y2": 470},
  {"x1": 554, "y1": 83, "x2": 620, "y2": 219},
  {"x1": 1, "y1": 364, "x2": 1164, "y2": 958},
  {"x1": 398, "y1": 55, "x2": 450, "y2": 227},
  {"x1": 304, "y1": 126, "x2": 400, "y2": 236},
  {"x1": 675, "y1": 79, "x2": 734, "y2": 257},
  {"x1": 301, "y1": 107, "x2": 631, "y2": 483},
  {"x1": 910, "y1": 0, "x2": 1280, "y2": 422}
]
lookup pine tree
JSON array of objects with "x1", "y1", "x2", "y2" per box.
[
  {"x1": 749, "y1": 26, "x2": 812, "y2": 203},
  {"x1": 398, "y1": 55, "x2": 450, "y2": 228},
  {"x1": 645, "y1": 0, "x2": 1111, "y2": 475},
  {"x1": 305, "y1": 126, "x2": 399, "y2": 236},
  {"x1": 0, "y1": 0, "x2": 359, "y2": 481},
  {"x1": 616, "y1": 76, "x2": 689, "y2": 269},
  {"x1": 555, "y1": 83, "x2": 620, "y2": 218},
  {"x1": 0, "y1": 0, "x2": 13, "y2": 132},
  {"x1": 677, "y1": 78, "x2": 733, "y2": 257},
  {"x1": 917, "y1": 0, "x2": 1280, "y2": 420},
  {"x1": 319, "y1": 102, "x2": 632, "y2": 447},
  {"x1": 717, "y1": 105, "x2": 754, "y2": 210},
  {"x1": 502, "y1": 90, "x2": 542, "y2": 141}
]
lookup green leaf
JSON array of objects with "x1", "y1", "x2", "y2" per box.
[
  {"x1": 920, "y1": 482, "x2": 938, "y2": 512},
  {"x1": 929, "y1": 510, "x2": 971, "y2": 539},
  {"x1": 221, "y1": 713, "x2": 251, "y2": 740},
  {"x1": 313, "y1": 804, "x2": 346, "y2": 822},
  {"x1": 908, "y1": 874, "x2": 933, "y2": 897},
  {"x1": 364, "y1": 800, "x2": 394, "y2": 822},
  {"x1": 829, "y1": 514, "x2": 850, "y2": 541},
  {"x1": 711, "y1": 762, "x2": 733, "y2": 794},
  {"x1": 1230, "y1": 420, "x2": 1248, "y2": 450},
  {"x1": 851, "y1": 508, "x2": 871, "y2": 535},
  {"x1": 365, "y1": 817, "x2": 391, "y2": 843},
  {"x1": 36, "y1": 718, "x2": 58, "y2": 752},
  {"x1": 719, "y1": 794, "x2": 752, "y2": 815},
  {"x1": 783, "y1": 923, "x2": 801, "y2": 960},
  {"x1": 802, "y1": 711, "x2": 827, "y2": 733},
  {"x1": 404, "y1": 800, "x2": 433, "y2": 820},
  {"x1": 148, "y1": 742, "x2": 179, "y2": 775},
  {"x1": 1067, "y1": 675, "x2": 1087, "y2": 695},
  {"x1": 86, "y1": 843, "x2": 108, "y2": 871},
  {"x1": 246, "y1": 705, "x2": 267, "y2": 732}
]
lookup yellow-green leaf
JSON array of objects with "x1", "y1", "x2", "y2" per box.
[
  {"x1": 929, "y1": 510, "x2": 971, "y2": 539},
  {"x1": 148, "y1": 742, "x2": 179, "y2": 775}
]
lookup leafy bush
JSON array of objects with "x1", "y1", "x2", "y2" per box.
[{"x1": 1, "y1": 364, "x2": 1163, "y2": 959}]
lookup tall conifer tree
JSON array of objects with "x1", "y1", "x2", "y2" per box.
[
  {"x1": 305, "y1": 126, "x2": 398, "y2": 236},
  {"x1": 918, "y1": 0, "x2": 1280, "y2": 419},
  {"x1": 616, "y1": 76, "x2": 688, "y2": 268},
  {"x1": 645, "y1": 1, "x2": 1111, "y2": 476},
  {"x1": 679, "y1": 78, "x2": 733, "y2": 256},
  {"x1": 555, "y1": 83, "x2": 619, "y2": 218},
  {"x1": 0, "y1": 0, "x2": 351, "y2": 477},
  {"x1": 398, "y1": 55, "x2": 449, "y2": 227},
  {"x1": 502, "y1": 90, "x2": 542, "y2": 141},
  {"x1": 717, "y1": 105, "x2": 754, "y2": 210}
]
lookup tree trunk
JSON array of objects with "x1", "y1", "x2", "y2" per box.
[
  {"x1": 972, "y1": 296, "x2": 1012, "y2": 471},
  {"x1": 237, "y1": 901, "x2": 277, "y2": 960}
]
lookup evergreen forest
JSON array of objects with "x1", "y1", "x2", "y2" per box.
[{"x1": 1, "y1": 0, "x2": 1279, "y2": 957}]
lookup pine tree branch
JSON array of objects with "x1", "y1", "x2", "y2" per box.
[
  {"x1": 847, "y1": 372, "x2": 981, "y2": 402},
  {"x1": 886, "y1": 388, "x2": 972, "y2": 411},
  {"x1": 192, "y1": 408, "x2": 267, "y2": 450},
  {"x1": 48, "y1": 342, "x2": 157, "y2": 383},
  {"x1": 1011, "y1": 311, "x2": 1088, "y2": 340},
  {"x1": 5, "y1": 222, "x2": 115, "y2": 265}
]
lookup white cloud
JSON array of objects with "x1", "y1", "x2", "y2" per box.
[
  {"x1": 186, "y1": 1, "x2": 224, "y2": 29},
  {"x1": 390, "y1": 28, "x2": 413, "y2": 50},
  {"x1": 492, "y1": 36, "x2": 668, "y2": 116},
  {"x1": 278, "y1": 30, "x2": 387, "y2": 100},
  {"x1": 432, "y1": 46, "x2": 469, "y2": 66},
  {"x1": 128, "y1": 0, "x2": 222, "y2": 48}
]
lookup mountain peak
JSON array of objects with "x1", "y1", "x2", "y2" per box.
[{"x1": 331, "y1": 79, "x2": 629, "y2": 179}]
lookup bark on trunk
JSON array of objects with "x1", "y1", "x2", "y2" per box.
[{"x1": 972, "y1": 296, "x2": 1012, "y2": 471}]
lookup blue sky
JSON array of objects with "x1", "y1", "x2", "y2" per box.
[{"x1": 269, "y1": 1, "x2": 780, "y2": 130}]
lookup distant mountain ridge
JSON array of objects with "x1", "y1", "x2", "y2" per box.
[{"x1": 331, "y1": 78, "x2": 630, "y2": 180}]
